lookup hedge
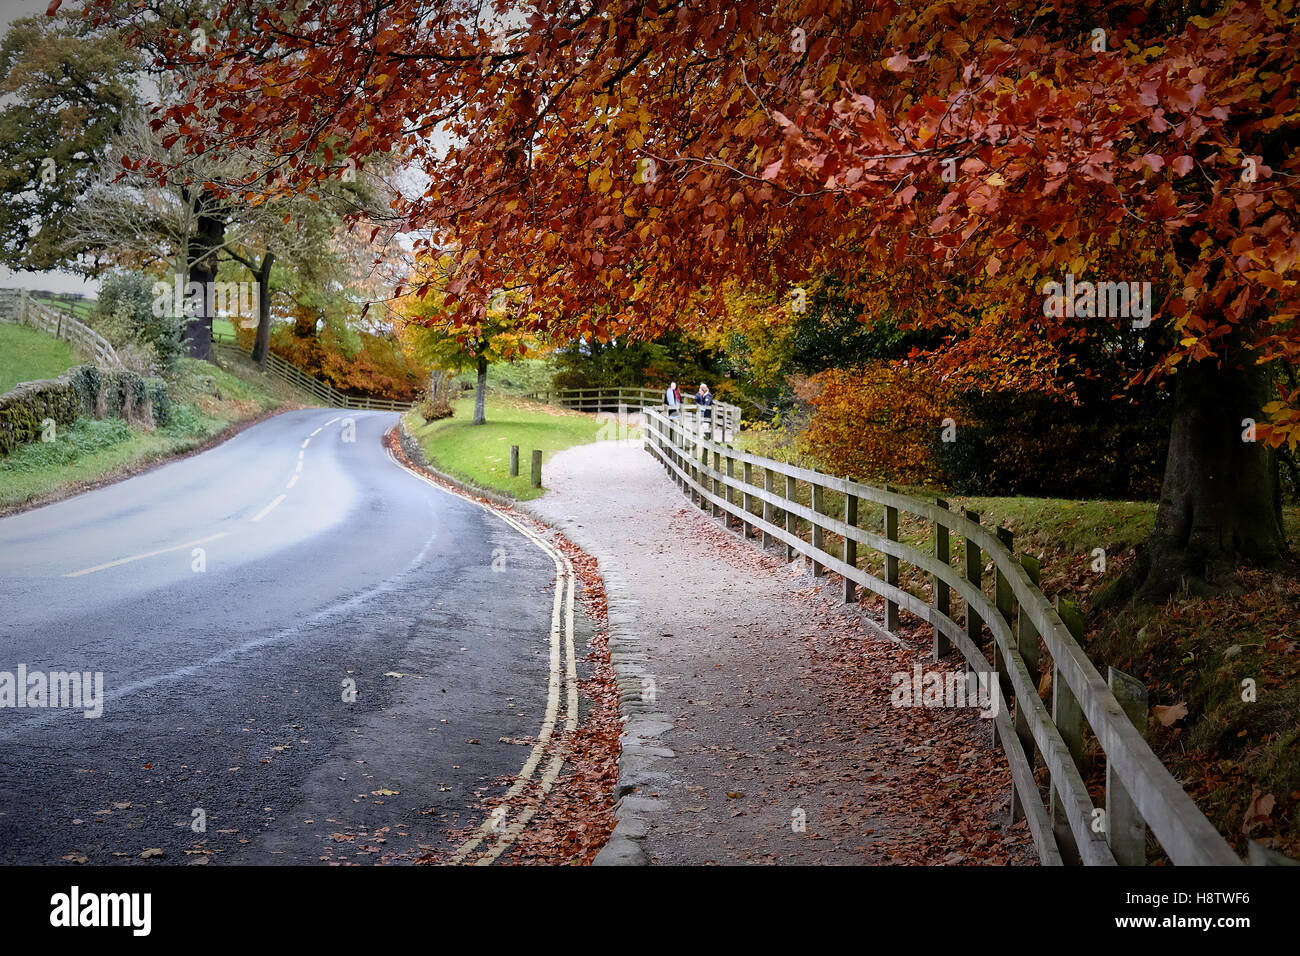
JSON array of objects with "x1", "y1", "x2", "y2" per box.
[{"x1": 0, "y1": 363, "x2": 169, "y2": 456}]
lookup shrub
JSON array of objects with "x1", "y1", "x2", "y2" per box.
[
  {"x1": 96, "y1": 270, "x2": 184, "y2": 369},
  {"x1": 416, "y1": 392, "x2": 454, "y2": 421}
]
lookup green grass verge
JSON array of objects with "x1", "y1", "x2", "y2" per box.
[
  {"x1": 404, "y1": 392, "x2": 604, "y2": 500},
  {"x1": 0, "y1": 322, "x2": 79, "y2": 393},
  {"x1": 0, "y1": 356, "x2": 292, "y2": 511}
]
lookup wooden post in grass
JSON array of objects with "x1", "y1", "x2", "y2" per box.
[
  {"x1": 933, "y1": 498, "x2": 951, "y2": 660},
  {"x1": 531, "y1": 449, "x2": 542, "y2": 488},
  {"x1": 1107, "y1": 666, "x2": 1149, "y2": 866},
  {"x1": 509, "y1": 445, "x2": 520, "y2": 477}
]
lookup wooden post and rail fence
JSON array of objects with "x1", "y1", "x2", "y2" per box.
[
  {"x1": 640, "y1": 406, "x2": 1287, "y2": 867},
  {"x1": 527, "y1": 386, "x2": 741, "y2": 441},
  {"x1": 211, "y1": 330, "x2": 414, "y2": 411},
  {"x1": 0, "y1": 289, "x2": 122, "y2": 369}
]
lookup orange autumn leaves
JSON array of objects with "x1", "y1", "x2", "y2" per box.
[{"x1": 801, "y1": 364, "x2": 956, "y2": 486}]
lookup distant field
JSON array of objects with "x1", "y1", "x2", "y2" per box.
[
  {"x1": 30, "y1": 294, "x2": 96, "y2": 322},
  {"x1": 0, "y1": 322, "x2": 78, "y2": 392}
]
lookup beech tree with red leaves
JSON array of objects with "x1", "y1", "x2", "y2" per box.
[{"x1": 80, "y1": 0, "x2": 1300, "y2": 601}]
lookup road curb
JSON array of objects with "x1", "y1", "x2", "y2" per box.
[
  {"x1": 393, "y1": 421, "x2": 645, "y2": 864},
  {"x1": 396, "y1": 419, "x2": 656, "y2": 865},
  {"x1": 510, "y1": 507, "x2": 660, "y2": 867}
]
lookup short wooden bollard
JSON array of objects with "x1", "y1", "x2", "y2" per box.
[
  {"x1": 531, "y1": 449, "x2": 542, "y2": 488},
  {"x1": 509, "y1": 445, "x2": 520, "y2": 477}
]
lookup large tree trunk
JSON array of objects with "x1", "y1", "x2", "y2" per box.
[
  {"x1": 184, "y1": 197, "x2": 225, "y2": 361},
  {"x1": 1112, "y1": 354, "x2": 1288, "y2": 604},
  {"x1": 252, "y1": 251, "x2": 275, "y2": 366},
  {"x1": 473, "y1": 355, "x2": 488, "y2": 425}
]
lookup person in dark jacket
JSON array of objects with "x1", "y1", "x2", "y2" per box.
[{"x1": 695, "y1": 382, "x2": 713, "y2": 435}]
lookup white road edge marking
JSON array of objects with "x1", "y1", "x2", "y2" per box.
[
  {"x1": 65, "y1": 532, "x2": 231, "y2": 578},
  {"x1": 251, "y1": 494, "x2": 287, "y2": 523},
  {"x1": 286, "y1": 475, "x2": 299, "y2": 490},
  {"x1": 385, "y1": 445, "x2": 578, "y2": 865},
  {"x1": 302, "y1": 439, "x2": 311, "y2": 449}
]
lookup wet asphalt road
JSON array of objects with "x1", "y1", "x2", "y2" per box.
[{"x1": 0, "y1": 409, "x2": 557, "y2": 864}]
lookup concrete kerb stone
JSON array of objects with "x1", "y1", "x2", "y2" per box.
[{"x1": 512, "y1": 507, "x2": 665, "y2": 867}]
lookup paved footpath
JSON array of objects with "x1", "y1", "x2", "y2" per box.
[{"x1": 524, "y1": 437, "x2": 1036, "y2": 865}]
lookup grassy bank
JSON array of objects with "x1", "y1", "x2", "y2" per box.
[
  {"x1": 0, "y1": 322, "x2": 78, "y2": 392},
  {"x1": 0, "y1": 355, "x2": 300, "y2": 512},
  {"x1": 403, "y1": 392, "x2": 605, "y2": 500}
]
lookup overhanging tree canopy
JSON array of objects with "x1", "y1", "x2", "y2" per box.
[{"x1": 84, "y1": 0, "x2": 1300, "y2": 599}]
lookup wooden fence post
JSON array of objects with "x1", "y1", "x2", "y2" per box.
[
  {"x1": 1052, "y1": 598, "x2": 1088, "y2": 865},
  {"x1": 698, "y1": 440, "x2": 710, "y2": 512},
  {"x1": 994, "y1": 527, "x2": 1015, "y2": 725},
  {"x1": 785, "y1": 475, "x2": 798, "y2": 561},
  {"x1": 712, "y1": 450, "x2": 723, "y2": 519},
  {"x1": 726, "y1": 456, "x2": 736, "y2": 530},
  {"x1": 509, "y1": 446, "x2": 520, "y2": 477},
  {"x1": 933, "y1": 498, "x2": 951, "y2": 660},
  {"x1": 531, "y1": 449, "x2": 542, "y2": 488},
  {"x1": 811, "y1": 477, "x2": 825, "y2": 577},
  {"x1": 1107, "y1": 666, "x2": 1149, "y2": 866},
  {"x1": 884, "y1": 490, "x2": 898, "y2": 631},
  {"x1": 964, "y1": 509, "x2": 982, "y2": 650},
  {"x1": 742, "y1": 462, "x2": 754, "y2": 537},
  {"x1": 762, "y1": 469, "x2": 774, "y2": 548},
  {"x1": 1009, "y1": 553, "x2": 1042, "y2": 823},
  {"x1": 837, "y1": 489, "x2": 857, "y2": 602}
]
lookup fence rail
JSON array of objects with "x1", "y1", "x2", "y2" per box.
[
  {"x1": 212, "y1": 333, "x2": 414, "y2": 411},
  {"x1": 642, "y1": 407, "x2": 1258, "y2": 866},
  {"x1": 0, "y1": 290, "x2": 121, "y2": 368},
  {"x1": 529, "y1": 386, "x2": 741, "y2": 439}
]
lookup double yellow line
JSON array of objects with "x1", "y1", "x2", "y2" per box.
[{"x1": 385, "y1": 445, "x2": 579, "y2": 865}]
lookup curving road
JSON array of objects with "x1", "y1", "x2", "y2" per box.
[{"x1": 0, "y1": 409, "x2": 564, "y2": 864}]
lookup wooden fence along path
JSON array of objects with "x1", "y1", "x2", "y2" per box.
[
  {"x1": 211, "y1": 331, "x2": 413, "y2": 411},
  {"x1": 0, "y1": 289, "x2": 121, "y2": 369},
  {"x1": 528, "y1": 386, "x2": 741, "y2": 441},
  {"x1": 640, "y1": 406, "x2": 1271, "y2": 866}
]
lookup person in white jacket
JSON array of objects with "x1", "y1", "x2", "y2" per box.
[{"x1": 665, "y1": 381, "x2": 681, "y2": 420}]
